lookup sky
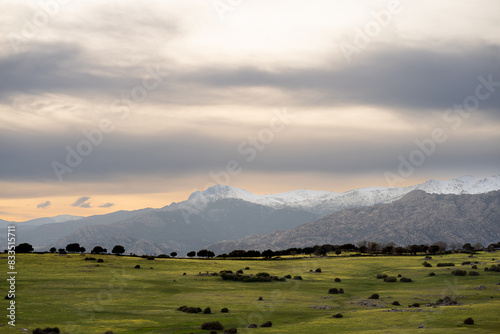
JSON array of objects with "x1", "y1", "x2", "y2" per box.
[{"x1": 1, "y1": 0, "x2": 499, "y2": 221}]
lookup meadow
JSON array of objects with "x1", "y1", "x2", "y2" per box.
[{"x1": 2, "y1": 252, "x2": 500, "y2": 333}]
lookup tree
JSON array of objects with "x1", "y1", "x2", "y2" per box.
[
  {"x1": 112, "y1": 245, "x2": 125, "y2": 255},
  {"x1": 187, "y1": 251, "x2": 196, "y2": 257},
  {"x1": 66, "y1": 243, "x2": 81, "y2": 253},
  {"x1": 335, "y1": 249, "x2": 342, "y2": 256},
  {"x1": 170, "y1": 252, "x2": 177, "y2": 257},
  {"x1": 58, "y1": 248, "x2": 66, "y2": 254},
  {"x1": 15, "y1": 243, "x2": 34, "y2": 253},
  {"x1": 428, "y1": 244, "x2": 440, "y2": 254},
  {"x1": 91, "y1": 246, "x2": 105, "y2": 254},
  {"x1": 79, "y1": 247, "x2": 86, "y2": 254},
  {"x1": 473, "y1": 243, "x2": 484, "y2": 251},
  {"x1": 262, "y1": 249, "x2": 274, "y2": 259},
  {"x1": 49, "y1": 247, "x2": 57, "y2": 253}
]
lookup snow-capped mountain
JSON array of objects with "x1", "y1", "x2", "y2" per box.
[{"x1": 172, "y1": 175, "x2": 500, "y2": 216}]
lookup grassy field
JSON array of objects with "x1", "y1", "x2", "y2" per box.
[{"x1": 2, "y1": 252, "x2": 500, "y2": 333}]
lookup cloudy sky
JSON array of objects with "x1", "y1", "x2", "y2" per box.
[{"x1": 1, "y1": 0, "x2": 499, "y2": 221}]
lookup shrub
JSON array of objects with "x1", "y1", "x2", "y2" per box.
[
  {"x1": 245, "y1": 267, "x2": 250, "y2": 270},
  {"x1": 293, "y1": 276, "x2": 302, "y2": 280},
  {"x1": 201, "y1": 321, "x2": 224, "y2": 330},
  {"x1": 203, "y1": 307, "x2": 211, "y2": 314},
  {"x1": 284, "y1": 274, "x2": 292, "y2": 279},
  {"x1": 97, "y1": 259, "x2": 103, "y2": 263},
  {"x1": 33, "y1": 328, "x2": 60, "y2": 334},
  {"x1": 221, "y1": 307, "x2": 229, "y2": 313},
  {"x1": 400, "y1": 277, "x2": 412, "y2": 282},
  {"x1": 422, "y1": 261, "x2": 432, "y2": 267},
  {"x1": 485, "y1": 264, "x2": 500, "y2": 272},
  {"x1": 334, "y1": 278, "x2": 341, "y2": 282},
  {"x1": 429, "y1": 272, "x2": 436, "y2": 276},
  {"x1": 257, "y1": 297, "x2": 263, "y2": 301},
  {"x1": 376, "y1": 274, "x2": 388, "y2": 279},
  {"x1": 368, "y1": 294, "x2": 379, "y2": 299},
  {"x1": 332, "y1": 313, "x2": 343, "y2": 318},
  {"x1": 397, "y1": 274, "x2": 402, "y2": 277},
  {"x1": 339, "y1": 288, "x2": 344, "y2": 294},
  {"x1": 236, "y1": 269, "x2": 243, "y2": 275},
  {"x1": 437, "y1": 263, "x2": 455, "y2": 267},
  {"x1": 392, "y1": 301, "x2": 400, "y2": 306},
  {"x1": 224, "y1": 328, "x2": 237, "y2": 334},
  {"x1": 328, "y1": 288, "x2": 339, "y2": 294},
  {"x1": 315, "y1": 268, "x2": 322, "y2": 273},
  {"x1": 135, "y1": 265, "x2": 140, "y2": 269},
  {"x1": 452, "y1": 270, "x2": 467, "y2": 276},
  {"x1": 471, "y1": 265, "x2": 477, "y2": 269},
  {"x1": 409, "y1": 302, "x2": 420, "y2": 307},
  {"x1": 85, "y1": 257, "x2": 96, "y2": 261},
  {"x1": 157, "y1": 254, "x2": 169, "y2": 258},
  {"x1": 383, "y1": 276, "x2": 397, "y2": 282},
  {"x1": 463, "y1": 317, "x2": 474, "y2": 325},
  {"x1": 177, "y1": 306, "x2": 202, "y2": 313},
  {"x1": 469, "y1": 271, "x2": 480, "y2": 276},
  {"x1": 147, "y1": 256, "x2": 155, "y2": 260},
  {"x1": 260, "y1": 321, "x2": 272, "y2": 327},
  {"x1": 256, "y1": 272, "x2": 270, "y2": 277},
  {"x1": 246, "y1": 324, "x2": 257, "y2": 328}
]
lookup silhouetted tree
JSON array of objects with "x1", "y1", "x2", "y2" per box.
[
  {"x1": 262, "y1": 249, "x2": 274, "y2": 258},
  {"x1": 49, "y1": 247, "x2": 57, "y2": 253},
  {"x1": 187, "y1": 251, "x2": 196, "y2": 257},
  {"x1": 170, "y1": 252, "x2": 177, "y2": 257},
  {"x1": 15, "y1": 243, "x2": 34, "y2": 253},
  {"x1": 80, "y1": 247, "x2": 86, "y2": 253},
  {"x1": 66, "y1": 243, "x2": 81, "y2": 253},
  {"x1": 112, "y1": 245, "x2": 125, "y2": 255},
  {"x1": 91, "y1": 246, "x2": 105, "y2": 254}
]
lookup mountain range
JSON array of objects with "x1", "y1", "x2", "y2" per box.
[{"x1": 1, "y1": 175, "x2": 499, "y2": 255}]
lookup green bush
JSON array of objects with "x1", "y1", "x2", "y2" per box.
[
  {"x1": 201, "y1": 321, "x2": 224, "y2": 330},
  {"x1": 437, "y1": 263, "x2": 455, "y2": 267},
  {"x1": 376, "y1": 274, "x2": 388, "y2": 279},
  {"x1": 400, "y1": 277, "x2": 412, "y2": 282},
  {"x1": 452, "y1": 270, "x2": 466, "y2": 276},
  {"x1": 383, "y1": 276, "x2": 397, "y2": 282},
  {"x1": 422, "y1": 261, "x2": 432, "y2": 267},
  {"x1": 463, "y1": 317, "x2": 474, "y2": 325},
  {"x1": 368, "y1": 293, "x2": 379, "y2": 299},
  {"x1": 334, "y1": 278, "x2": 341, "y2": 282},
  {"x1": 328, "y1": 288, "x2": 339, "y2": 294}
]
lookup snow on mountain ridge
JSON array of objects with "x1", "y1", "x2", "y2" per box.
[{"x1": 183, "y1": 175, "x2": 500, "y2": 215}]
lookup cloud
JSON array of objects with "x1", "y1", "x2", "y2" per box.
[
  {"x1": 37, "y1": 200, "x2": 51, "y2": 209},
  {"x1": 99, "y1": 202, "x2": 114, "y2": 208},
  {"x1": 79, "y1": 202, "x2": 91, "y2": 208},
  {"x1": 71, "y1": 196, "x2": 90, "y2": 207}
]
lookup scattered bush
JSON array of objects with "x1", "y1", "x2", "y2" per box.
[
  {"x1": 224, "y1": 328, "x2": 237, "y2": 334},
  {"x1": 376, "y1": 274, "x2": 388, "y2": 279},
  {"x1": 293, "y1": 276, "x2": 302, "y2": 280},
  {"x1": 409, "y1": 302, "x2": 420, "y2": 307},
  {"x1": 422, "y1": 261, "x2": 432, "y2": 267},
  {"x1": 334, "y1": 278, "x2": 341, "y2": 282},
  {"x1": 258, "y1": 297, "x2": 263, "y2": 301},
  {"x1": 85, "y1": 257, "x2": 96, "y2": 261},
  {"x1": 397, "y1": 274, "x2": 402, "y2": 277},
  {"x1": 332, "y1": 313, "x2": 343, "y2": 318},
  {"x1": 383, "y1": 276, "x2": 397, "y2": 282},
  {"x1": 485, "y1": 264, "x2": 500, "y2": 272},
  {"x1": 157, "y1": 254, "x2": 169, "y2": 258},
  {"x1": 256, "y1": 272, "x2": 270, "y2": 277},
  {"x1": 339, "y1": 288, "x2": 344, "y2": 294},
  {"x1": 315, "y1": 268, "x2": 322, "y2": 273},
  {"x1": 236, "y1": 269, "x2": 243, "y2": 275},
  {"x1": 245, "y1": 267, "x2": 250, "y2": 270},
  {"x1": 260, "y1": 321, "x2": 272, "y2": 328},
  {"x1": 437, "y1": 263, "x2": 455, "y2": 267},
  {"x1": 400, "y1": 277, "x2": 412, "y2": 282},
  {"x1": 452, "y1": 270, "x2": 467, "y2": 276},
  {"x1": 177, "y1": 306, "x2": 202, "y2": 314},
  {"x1": 463, "y1": 317, "x2": 474, "y2": 325},
  {"x1": 368, "y1": 294, "x2": 379, "y2": 299},
  {"x1": 328, "y1": 288, "x2": 339, "y2": 294},
  {"x1": 146, "y1": 256, "x2": 155, "y2": 260},
  {"x1": 284, "y1": 274, "x2": 292, "y2": 279},
  {"x1": 33, "y1": 328, "x2": 61, "y2": 334},
  {"x1": 392, "y1": 301, "x2": 400, "y2": 306},
  {"x1": 97, "y1": 259, "x2": 103, "y2": 263},
  {"x1": 203, "y1": 307, "x2": 211, "y2": 314},
  {"x1": 429, "y1": 272, "x2": 436, "y2": 276},
  {"x1": 471, "y1": 265, "x2": 477, "y2": 269},
  {"x1": 135, "y1": 265, "x2": 141, "y2": 269},
  {"x1": 221, "y1": 307, "x2": 229, "y2": 313},
  {"x1": 469, "y1": 271, "x2": 480, "y2": 276},
  {"x1": 201, "y1": 321, "x2": 224, "y2": 330},
  {"x1": 246, "y1": 324, "x2": 257, "y2": 328}
]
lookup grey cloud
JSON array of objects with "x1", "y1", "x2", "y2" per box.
[
  {"x1": 99, "y1": 203, "x2": 114, "y2": 208},
  {"x1": 37, "y1": 200, "x2": 51, "y2": 209},
  {"x1": 79, "y1": 202, "x2": 91, "y2": 208},
  {"x1": 71, "y1": 196, "x2": 90, "y2": 207},
  {"x1": 184, "y1": 44, "x2": 500, "y2": 113}
]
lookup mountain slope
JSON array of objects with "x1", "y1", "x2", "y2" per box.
[{"x1": 207, "y1": 190, "x2": 500, "y2": 253}]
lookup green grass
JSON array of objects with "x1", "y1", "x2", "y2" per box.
[{"x1": 2, "y1": 252, "x2": 500, "y2": 333}]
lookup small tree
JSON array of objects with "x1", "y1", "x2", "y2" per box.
[
  {"x1": 91, "y1": 246, "x2": 105, "y2": 254},
  {"x1": 112, "y1": 245, "x2": 125, "y2": 255},
  {"x1": 187, "y1": 251, "x2": 196, "y2": 258},
  {"x1": 80, "y1": 247, "x2": 86, "y2": 254},
  {"x1": 15, "y1": 243, "x2": 34, "y2": 253},
  {"x1": 170, "y1": 252, "x2": 177, "y2": 257},
  {"x1": 66, "y1": 243, "x2": 81, "y2": 253},
  {"x1": 49, "y1": 247, "x2": 56, "y2": 253}
]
